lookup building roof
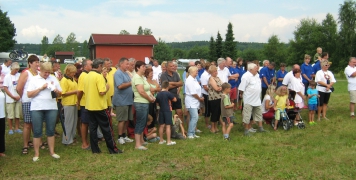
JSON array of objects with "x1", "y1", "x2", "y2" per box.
[
  {"x1": 55, "y1": 51, "x2": 75, "y2": 55},
  {"x1": 89, "y1": 34, "x2": 158, "y2": 46}
]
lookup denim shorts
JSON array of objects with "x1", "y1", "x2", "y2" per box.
[
  {"x1": 31, "y1": 110, "x2": 58, "y2": 138},
  {"x1": 308, "y1": 104, "x2": 317, "y2": 111},
  {"x1": 133, "y1": 102, "x2": 149, "y2": 134}
]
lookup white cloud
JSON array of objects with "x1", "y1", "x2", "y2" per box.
[{"x1": 21, "y1": 25, "x2": 55, "y2": 41}]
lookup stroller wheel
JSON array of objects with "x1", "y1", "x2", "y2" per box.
[
  {"x1": 282, "y1": 120, "x2": 290, "y2": 130},
  {"x1": 298, "y1": 123, "x2": 305, "y2": 129}
]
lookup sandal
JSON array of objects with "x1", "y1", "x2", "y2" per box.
[
  {"x1": 22, "y1": 147, "x2": 29, "y2": 154},
  {"x1": 28, "y1": 141, "x2": 34, "y2": 148},
  {"x1": 40, "y1": 142, "x2": 48, "y2": 150}
]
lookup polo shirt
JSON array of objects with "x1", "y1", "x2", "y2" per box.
[
  {"x1": 198, "y1": 68, "x2": 205, "y2": 78},
  {"x1": 84, "y1": 70, "x2": 108, "y2": 111},
  {"x1": 77, "y1": 70, "x2": 88, "y2": 106},
  {"x1": 112, "y1": 68, "x2": 133, "y2": 106},
  {"x1": 238, "y1": 71, "x2": 261, "y2": 106},
  {"x1": 276, "y1": 70, "x2": 287, "y2": 88},
  {"x1": 217, "y1": 67, "x2": 231, "y2": 83},
  {"x1": 60, "y1": 75, "x2": 78, "y2": 106},
  {"x1": 301, "y1": 63, "x2": 314, "y2": 83},
  {"x1": 345, "y1": 65, "x2": 356, "y2": 91},
  {"x1": 105, "y1": 67, "x2": 116, "y2": 105},
  {"x1": 27, "y1": 75, "x2": 62, "y2": 110},
  {"x1": 313, "y1": 60, "x2": 321, "y2": 75},
  {"x1": 185, "y1": 75, "x2": 201, "y2": 108},
  {"x1": 160, "y1": 71, "x2": 181, "y2": 95},
  {"x1": 228, "y1": 66, "x2": 239, "y2": 88},
  {"x1": 132, "y1": 74, "x2": 151, "y2": 103},
  {"x1": 260, "y1": 67, "x2": 274, "y2": 88},
  {"x1": 3, "y1": 73, "x2": 20, "y2": 103}
]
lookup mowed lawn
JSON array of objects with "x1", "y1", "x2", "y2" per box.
[{"x1": 0, "y1": 69, "x2": 355, "y2": 179}]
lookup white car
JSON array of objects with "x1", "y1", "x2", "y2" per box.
[{"x1": 64, "y1": 59, "x2": 75, "y2": 64}]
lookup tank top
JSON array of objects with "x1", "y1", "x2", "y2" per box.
[
  {"x1": 22, "y1": 69, "x2": 38, "y2": 102},
  {"x1": 208, "y1": 76, "x2": 222, "y2": 100}
]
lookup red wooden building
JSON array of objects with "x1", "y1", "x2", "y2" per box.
[{"x1": 88, "y1": 34, "x2": 158, "y2": 65}]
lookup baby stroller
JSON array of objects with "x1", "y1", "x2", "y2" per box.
[
  {"x1": 286, "y1": 99, "x2": 305, "y2": 129},
  {"x1": 271, "y1": 108, "x2": 294, "y2": 130}
]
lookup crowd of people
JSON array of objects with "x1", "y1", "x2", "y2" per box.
[{"x1": 0, "y1": 46, "x2": 355, "y2": 160}]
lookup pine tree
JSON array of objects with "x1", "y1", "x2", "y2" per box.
[
  {"x1": 209, "y1": 36, "x2": 216, "y2": 61},
  {"x1": 215, "y1": 31, "x2": 223, "y2": 59},
  {"x1": 223, "y1": 22, "x2": 236, "y2": 59},
  {"x1": 0, "y1": 8, "x2": 16, "y2": 51},
  {"x1": 137, "y1": 26, "x2": 143, "y2": 35}
]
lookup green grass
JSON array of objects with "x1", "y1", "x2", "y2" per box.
[{"x1": 1, "y1": 73, "x2": 355, "y2": 179}]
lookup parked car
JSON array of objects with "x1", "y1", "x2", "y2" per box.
[{"x1": 64, "y1": 59, "x2": 75, "y2": 64}]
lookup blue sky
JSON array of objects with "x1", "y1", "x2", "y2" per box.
[{"x1": 1, "y1": 0, "x2": 345, "y2": 44}]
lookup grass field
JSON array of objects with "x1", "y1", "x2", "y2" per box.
[{"x1": 0, "y1": 71, "x2": 355, "y2": 179}]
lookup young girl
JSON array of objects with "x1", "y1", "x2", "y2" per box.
[
  {"x1": 273, "y1": 86, "x2": 289, "y2": 130},
  {"x1": 307, "y1": 81, "x2": 319, "y2": 125}
]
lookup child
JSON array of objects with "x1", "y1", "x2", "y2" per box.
[
  {"x1": 307, "y1": 81, "x2": 319, "y2": 125},
  {"x1": 155, "y1": 81, "x2": 177, "y2": 145},
  {"x1": 220, "y1": 83, "x2": 234, "y2": 140},
  {"x1": 273, "y1": 86, "x2": 289, "y2": 130},
  {"x1": 144, "y1": 115, "x2": 160, "y2": 142},
  {"x1": 171, "y1": 114, "x2": 186, "y2": 139}
]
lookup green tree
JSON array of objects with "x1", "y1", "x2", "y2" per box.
[
  {"x1": 65, "y1": 32, "x2": 79, "y2": 52},
  {"x1": 153, "y1": 38, "x2": 173, "y2": 62},
  {"x1": 143, "y1": 28, "x2": 153, "y2": 35},
  {"x1": 208, "y1": 36, "x2": 217, "y2": 61},
  {"x1": 0, "y1": 8, "x2": 16, "y2": 51},
  {"x1": 172, "y1": 48, "x2": 186, "y2": 59},
  {"x1": 120, "y1": 30, "x2": 130, "y2": 35},
  {"x1": 40, "y1": 36, "x2": 49, "y2": 55},
  {"x1": 263, "y1": 35, "x2": 287, "y2": 66},
  {"x1": 242, "y1": 48, "x2": 259, "y2": 61},
  {"x1": 215, "y1": 31, "x2": 223, "y2": 59},
  {"x1": 52, "y1": 34, "x2": 64, "y2": 54},
  {"x1": 337, "y1": 1, "x2": 356, "y2": 70},
  {"x1": 137, "y1": 26, "x2": 143, "y2": 35},
  {"x1": 186, "y1": 46, "x2": 209, "y2": 59},
  {"x1": 321, "y1": 13, "x2": 338, "y2": 70},
  {"x1": 82, "y1": 40, "x2": 90, "y2": 58},
  {"x1": 223, "y1": 22, "x2": 236, "y2": 59}
]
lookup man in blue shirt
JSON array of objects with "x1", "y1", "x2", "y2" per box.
[
  {"x1": 276, "y1": 63, "x2": 287, "y2": 88},
  {"x1": 260, "y1": 62, "x2": 275, "y2": 99},
  {"x1": 301, "y1": 55, "x2": 314, "y2": 95},
  {"x1": 312, "y1": 52, "x2": 328, "y2": 79}
]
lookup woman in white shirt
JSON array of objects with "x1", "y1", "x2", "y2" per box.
[
  {"x1": 291, "y1": 69, "x2": 305, "y2": 125},
  {"x1": 315, "y1": 60, "x2": 336, "y2": 120},
  {"x1": 185, "y1": 66, "x2": 204, "y2": 139},
  {"x1": 27, "y1": 62, "x2": 62, "y2": 161},
  {"x1": 261, "y1": 85, "x2": 275, "y2": 124}
]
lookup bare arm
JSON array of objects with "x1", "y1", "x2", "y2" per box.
[
  {"x1": 77, "y1": 91, "x2": 83, "y2": 104},
  {"x1": 62, "y1": 90, "x2": 78, "y2": 97},
  {"x1": 27, "y1": 83, "x2": 48, "y2": 98},
  {"x1": 16, "y1": 71, "x2": 28, "y2": 97},
  {"x1": 209, "y1": 77, "x2": 222, "y2": 92},
  {"x1": 136, "y1": 84, "x2": 155, "y2": 103},
  {"x1": 4, "y1": 86, "x2": 20, "y2": 101},
  {"x1": 99, "y1": 84, "x2": 109, "y2": 96},
  {"x1": 118, "y1": 82, "x2": 131, "y2": 90}
]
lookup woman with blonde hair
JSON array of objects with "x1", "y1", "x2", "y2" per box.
[
  {"x1": 262, "y1": 85, "x2": 276, "y2": 124},
  {"x1": 208, "y1": 65, "x2": 222, "y2": 133},
  {"x1": 60, "y1": 64, "x2": 78, "y2": 145}
]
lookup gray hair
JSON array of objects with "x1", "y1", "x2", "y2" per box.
[
  {"x1": 349, "y1": 57, "x2": 356, "y2": 62},
  {"x1": 217, "y1": 58, "x2": 225, "y2": 65},
  {"x1": 11, "y1": 62, "x2": 20, "y2": 70},
  {"x1": 128, "y1": 58, "x2": 136, "y2": 63},
  {"x1": 119, "y1": 57, "x2": 128, "y2": 65},
  {"x1": 92, "y1": 58, "x2": 104, "y2": 69},
  {"x1": 146, "y1": 64, "x2": 152, "y2": 68},
  {"x1": 247, "y1": 63, "x2": 257, "y2": 70},
  {"x1": 263, "y1": 60, "x2": 269, "y2": 65},
  {"x1": 173, "y1": 61, "x2": 178, "y2": 66}
]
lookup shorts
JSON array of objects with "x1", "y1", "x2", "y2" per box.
[
  {"x1": 203, "y1": 94, "x2": 210, "y2": 117},
  {"x1": 209, "y1": 99, "x2": 221, "y2": 122},
  {"x1": 172, "y1": 97, "x2": 182, "y2": 110},
  {"x1": 229, "y1": 87, "x2": 237, "y2": 100},
  {"x1": 318, "y1": 91, "x2": 331, "y2": 106},
  {"x1": 115, "y1": 105, "x2": 133, "y2": 121},
  {"x1": 80, "y1": 106, "x2": 90, "y2": 124},
  {"x1": 6, "y1": 101, "x2": 21, "y2": 119},
  {"x1": 159, "y1": 111, "x2": 173, "y2": 125},
  {"x1": 349, "y1": 90, "x2": 356, "y2": 103},
  {"x1": 222, "y1": 116, "x2": 234, "y2": 124},
  {"x1": 308, "y1": 104, "x2": 317, "y2": 111},
  {"x1": 22, "y1": 102, "x2": 32, "y2": 123},
  {"x1": 242, "y1": 104, "x2": 262, "y2": 124},
  {"x1": 275, "y1": 109, "x2": 282, "y2": 121},
  {"x1": 295, "y1": 102, "x2": 304, "y2": 109}
]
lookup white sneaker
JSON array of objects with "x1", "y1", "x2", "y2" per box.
[
  {"x1": 167, "y1": 141, "x2": 176, "y2": 146},
  {"x1": 195, "y1": 129, "x2": 202, "y2": 133},
  {"x1": 51, "y1": 153, "x2": 60, "y2": 159},
  {"x1": 118, "y1": 138, "x2": 125, "y2": 145},
  {"x1": 248, "y1": 128, "x2": 257, "y2": 133},
  {"x1": 158, "y1": 140, "x2": 166, "y2": 144},
  {"x1": 187, "y1": 136, "x2": 195, "y2": 139},
  {"x1": 124, "y1": 136, "x2": 134, "y2": 143},
  {"x1": 193, "y1": 135, "x2": 200, "y2": 138}
]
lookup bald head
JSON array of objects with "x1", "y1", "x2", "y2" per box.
[{"x1": 293, "y1": 64, "x2": 300, "y2": 70}]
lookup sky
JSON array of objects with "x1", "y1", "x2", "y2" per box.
[{"x1": 1, "y1": 0, "x2": 345, "y2": 44}]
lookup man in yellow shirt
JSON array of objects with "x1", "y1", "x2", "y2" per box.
[
  {"x1": 84, "y1": 59, "x2": 122, "y2": 154},
  {"x1": 103, "y1": 58, "x2": 116, "y2": 115},
  {"x1": 77, "y1": 59, "x2": 92, "y2": 150}
]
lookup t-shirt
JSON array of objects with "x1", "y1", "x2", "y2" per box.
[
  {"x1": 228, "y1": 66, "x2": 239, "y2": 88},
  {"x1": 217, "y1": 67, "x2": 231, "y2": 83},
  {"x1": 160, "y1": 71, "x2": 181, "y2": 95},
  {"x1": 275, "y1": 95, "x2": 288, "y2": 110},
  {"x1": 200, "y1": 70, "x2": 210, "y2": 95},
  {"x1": 291, "y1": 77, "x2": 304, "y2": 104},
  {"x1": 260, "y1": 67, "x2": 275, "y2": 88},
  {"x1": 152, "y1": 65, "x2": 162, "y2": 82},
  {"x1": 60, "y1": 75, "x2": 78, "y2": 106},
  {"x1": 276, "y1": 70, "x2": 287, "y2": 88},
  {"x1": 3, "y1": 73, "x2": 20, "y2": 103},
  {"x1": 313, "y1": 60, "x2": 321, "y2": 75},
  {"x1": 0, "y1": 91, "x2": 5, "y2": 118},
  {"x1": 261, "y1": 94, "x2": 273, "y2": 114},
  {"x1": 1, "y1": 64, "x2": 10, "y2": 75},
  {"x1": 307, "y1": 88, "x2": 318, "y2": 105},
  {"x1": 27, "y1": 75, "x2": 62, "y2": 110},
  {"x1": 132, "y1": 74, "x2": 151, "y2": 103},
  {"x1": 221, "y1": 94, "x2": 233, "y2": 117},
  {"x1": 315, "y1": 70, "x2": 336, "y2": 93},
  {"x1": 112, "y1": 68, "x2": 133, "y2": 106},
  {"x1": 84, "y1": 70, "x2": 108, "y2": 111},
  {"x1": 344, "y1": 65, "x2": 356, "y2": 91},
  {"x1": 238, "y1": 71, "x2": 261, "y2": 106},
  {"x1": 314, "y1": 53, "x2": 321, "y2": 61},
  {"x1": 185, "y1": 75, "x2": 202, "y2": 108},
  {"x1": 77, "y1": 71, "x2": 88, "y2": 106},
  {"x1": 301, "y1": 63, "x2": 314, "y2": 83},
  {"x1": 155, "y1": 91, "x2": 175, "y2": 112}
]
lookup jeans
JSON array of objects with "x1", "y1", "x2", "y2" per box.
[
  {"x1": 133, "y1": 102, "x2": 149, "y2": 134},
  {"x1": 31, "y1": 110, "x2": 58, "y2": 138},
  {"x1": 187, "y1": 108, "x2": 199, "y2": 137}
]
